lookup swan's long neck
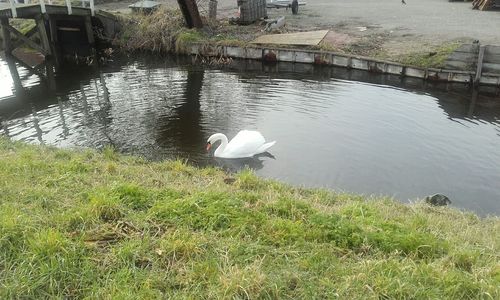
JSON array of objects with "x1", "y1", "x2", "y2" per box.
[{"x1": 213, "y1": 133, "x2": 228, "y2": 157}]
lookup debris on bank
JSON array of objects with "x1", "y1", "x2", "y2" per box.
[{"x1": 471, "y1": 0, "x2": 500, "y2": 10}]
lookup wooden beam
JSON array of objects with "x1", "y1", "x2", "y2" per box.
[
  {"x1": 35, "y1": 15, "x2": 52, "y2": 56},
  {"x1": 11, "y1": 24, "x2": 38, "y2": 49},
  {"x1": 84, "y1": 15, "x2": 96, "y2": 63},
  {"x1": 5, "y1": 23, "x2": 46, "y2": 54},
  {"x1": 84, "y1": 15, "x2": 94, "y2": 45},
  {"x1": 1, "y1": 18, "x2": 12, "y2": 54},
  {"x1": 48, "y1": 15, "x2": 57, "y2": 42},
  {"x1": 0, "y1": 5, "x2": 92, "y2": 19},
  {"x1": 47, "y1": 16, "x2": 60, "y2": 66},
  {"x1": 10, "y1": 53, "x2": 46, "y2": 78}
]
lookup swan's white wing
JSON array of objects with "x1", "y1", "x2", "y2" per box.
[
  {"x1": 256, "y1": 141, "x2": 276, "y2": 154},
  {"x1": 221, "y1": 130, "x2": 266, "y2": 158}
]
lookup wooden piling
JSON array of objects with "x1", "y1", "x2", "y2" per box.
[
  {"x1": 84, "y1": 15, "x2": 94, "y2": 45},
  {"x1": 474, "y1": 45, "x2": 485, "y2": 87},
  {"x1": 209, "y1": 0, "x2": 217, "y2": 20},
  {"x1": 1, "y1": 18, "x2": 12, "y2": 54},
  {"x1": 35, "y1": 15, "x2": 52, "y2": 56}
]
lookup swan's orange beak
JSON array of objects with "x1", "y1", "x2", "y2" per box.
[{"x1": 206, "y1": 142, "x2": 212, "y2": 152}]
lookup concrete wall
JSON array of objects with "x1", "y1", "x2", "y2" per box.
[{"x1": 188, "y1": 43, "x2": 500, "y2": 87}]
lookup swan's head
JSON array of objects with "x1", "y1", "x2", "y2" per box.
[{"x1": 206, "y1": 133, "x2": 225, "y2": 152}]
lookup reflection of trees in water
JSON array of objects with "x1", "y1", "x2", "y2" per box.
[
  {"x1": 2, "y1": 54, "x2": 499, "y2": 160},
  {"x1": 156, "y1": 67, "x2": 205, "y2": 159},
  {"x1": 1, "y1": 70, "x2": 113, "y2": 146}
]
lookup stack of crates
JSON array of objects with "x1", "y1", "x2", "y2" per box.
[{"x1": 237, "y1": 0, "x2": 267, "y2": 24}]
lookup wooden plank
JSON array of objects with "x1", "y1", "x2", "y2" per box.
[
  {"x1": 444, "y1": 60, "x2": 475, "y2": 71},
  {"x1": 455, "y1": 44, "x2": 480, "y2": 53},
  {"x1": 251, "y1": 30, "x2": 329, "y2": 46},
  {"x1": 474, "y1": 45, "x2": 485, "y2": 86},
  {"x1": 483, "y1": 54, "x2": 500, "y2": 64},
  {"x1": 447, "y1": 52, "x2": 477, "y2": 62},
  {"x1": 480, "y1": 0, "x2": 491, "y2": 10},
  {"x1": 481, "y1": 63, "x2": 500, "y2": 74},
  {"x1": 484, "y1": 45, "x2": 500, "y2": 56}
]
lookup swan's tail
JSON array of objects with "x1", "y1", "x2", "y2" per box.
[{"x1": 256, "y1": 141, "x2": 276, "y2": 154}]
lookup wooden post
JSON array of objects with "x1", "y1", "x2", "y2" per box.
[
  {"x1": 47, "y1": 16, "x2": 60, "y2": 66},
  {"x1": 9, "y1": 0, "x2": 17, "y2": 18},
  {"x1": 84, "y1": 15, "x2": 96, "y2": 64},
  {"x1": 1, "y1": 18, "x2": 12, "y2": 54},
  {"x1": 35, "y1": 15, "x2": 52, "y2": 56},
  {"x1": 66, "y1": 0, "x2": 73, "y2": 15},
  {"x1": 90, "y1": 0, "x2": 95, "y2": 16},
  {"x1": 39, "y1": 0, "x2": 47, "y2": 14},
  {"x1": 474, "y1": 45, "x2": 485, "y2": 87},
  {"x1": 84, "y1": 16, "x2": 94, "y2": 45},
  {"x1": 48, "y1": 16, "x2": 57, "y2": 43},
  {"x1": 177, "y1": 0, "x2": 203, "y2": 28},
  {"x1": 209, "y1": 0, "x2": 217, "y2": 20}
]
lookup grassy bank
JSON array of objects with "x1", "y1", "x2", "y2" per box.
[
  {"x1": 112, "y1": 8, "x2": 462, "y2": 69},
  {"x1": 113, "y1": 7, "x2": 255, "y2": 55},
  {"x1": 0, "y1": 137, "x2": 499, "y2": 298}
]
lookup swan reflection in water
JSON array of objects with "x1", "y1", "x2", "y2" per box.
[{"x1": 212, "y1": 152, "x2": 276, "y2": 173}]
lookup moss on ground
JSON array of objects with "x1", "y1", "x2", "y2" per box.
[
  {"x1": 389, "y1": 42, "x2": 462, "y2": 69},
  {"x1": 0, "y1": 137, "x2": 498, "y2": 298}
]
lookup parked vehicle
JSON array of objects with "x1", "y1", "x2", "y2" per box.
[{"x1": 266, "y1": 0, "x2": 306, "y2": 15}]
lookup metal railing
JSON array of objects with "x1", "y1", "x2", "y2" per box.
[{"x1": 8, "y1": 0, "x2": 95, "y2": 18}]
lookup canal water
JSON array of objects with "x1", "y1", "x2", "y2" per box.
[{"x1": 1, "y1": 54, "x2": 499, "y2": 215}]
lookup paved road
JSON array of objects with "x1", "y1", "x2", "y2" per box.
[{"x1": 215, "y1": 0, "x2": 500, "y2": 44}]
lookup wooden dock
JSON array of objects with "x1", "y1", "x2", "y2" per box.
[
  {"x1": 1, "y1": 1, "x2": 97, "y2": 58},
  {"x1": 0, "y1": 0, "x2": 120, "y2": 97}
]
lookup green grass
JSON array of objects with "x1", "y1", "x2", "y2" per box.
[
  {"x1": 0, "y1": 137, "x2": 499, "y2": 298},
  {"x1": 382, "y1": 42, "x2": 462, "y2": 69}
]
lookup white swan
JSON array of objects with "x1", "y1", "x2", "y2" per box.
[{"x1": 206, "y1": 130, "x2": 276, "y2": 158}]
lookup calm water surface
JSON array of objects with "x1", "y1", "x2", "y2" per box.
[{"x1": 1, "y1": 55, "x2": 499, "y2": 215}]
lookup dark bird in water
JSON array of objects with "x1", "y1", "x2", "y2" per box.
[
  {"x1": 402, "y1": 0, "x2": 406, "y2": 4},
  {"x1": 425, "y1": 194, "x2": 451, "y2": 206}
]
